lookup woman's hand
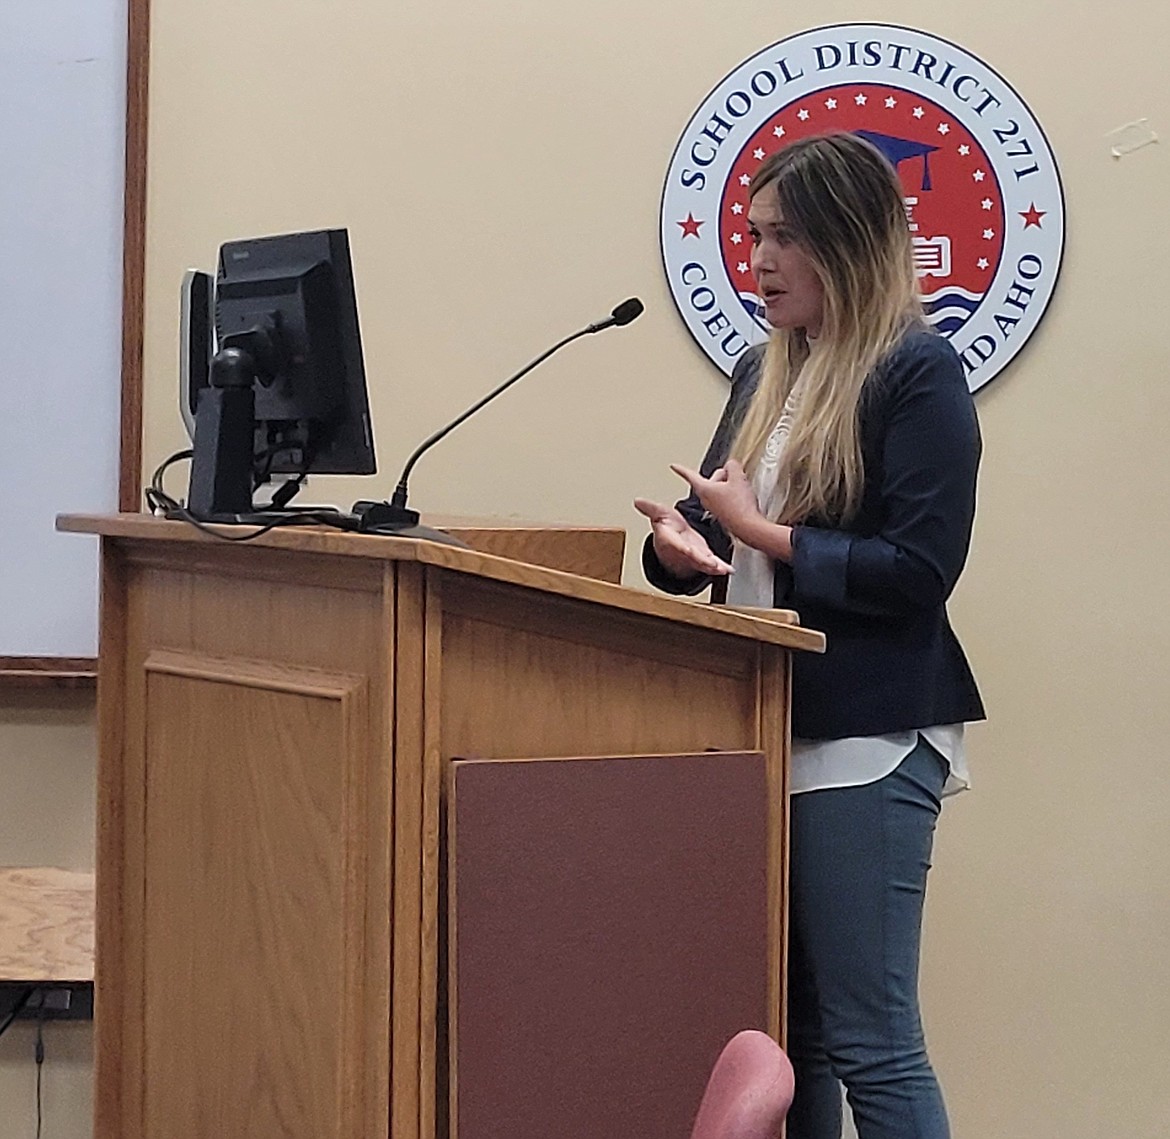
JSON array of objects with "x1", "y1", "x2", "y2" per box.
[
  {"x1": 669, "y1": 459, "x2": 763, "y2": 539},
  {"x1": 668, "y1": 460, "x2": 796, "y2": 563},
  {"x1": 633, "y1": 498, "x2": 734, "y2": 578}
]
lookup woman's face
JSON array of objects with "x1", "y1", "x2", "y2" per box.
[{"x1": 748, "y1": 185, "x2": 825, "y2": 337}]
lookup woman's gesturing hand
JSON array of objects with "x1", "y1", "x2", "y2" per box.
[
  {"x1": 633, "y1": 498, "x2": 734, "y2": 578},
  {"x1": 663, "y1": 461, "x2": 795, "y2": 563},
  {"x1": 668, "y1": 460, "x2": 762, "y2": 540}
]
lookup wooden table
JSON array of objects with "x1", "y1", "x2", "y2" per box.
[{"x1": 0, "y1": 867, "x2": 95, "y2": 983}]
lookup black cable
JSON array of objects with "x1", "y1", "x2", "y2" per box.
[
  {"x1": 145, "y1": 448, "x2": 191, "y2": 521},
  {"x1": 153, "y1": 497, "x2": 346, "y2": 542},
  {"x1": 34, "y1": 1010, "x2": 44, "y2": 1139},
  {"x1": 149, "y1": 448, "x2": 193, "y2": 497},
  {"x1": 267, "y1": 468, "x2": 308, "y2": 510},
  {"x1": 144, "y1": 449, "x2": 348, "y2": 543}
]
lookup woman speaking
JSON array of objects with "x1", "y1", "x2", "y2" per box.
[{"x1": 637, "y1": 132, "x2": 985, "y2": 1139}]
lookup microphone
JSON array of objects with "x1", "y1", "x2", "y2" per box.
[
  {"x1": 586, "y1": 297, "x2": 645, "y2": 333},
  {"x1": 352, "y1": 298, "x2": 644, "y2": 533}
]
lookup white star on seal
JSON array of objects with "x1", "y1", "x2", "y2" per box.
[
  {"x1": 739, "y1": 174, "x2": 751, "y2": 186},
  {"x1": 973, "y1": 170, "x2": 986, "y2": 182},
  {"x1": 825, "y1": 98, "x2": 838, "y2": 109},
  {"x1": 983, "y1": 229, "x2": 995, "y2": 240},
  {"x1": 885, "y1": 96, "x2": 897, "y2": 108},
  {"x1": 737, "y1": 262, "x2": 749, "y2": 274},
  {"x1": 981, "y1": 199, "x2": 993, "y2": 210},
  {"x1": 773, "y1": 125, "x2": 786, "y2": 138},
  {"x1": 753, "y1": 148, "x2": 766, "y2": 160},
  {"x1": 797, "y1": 108, "x2": 810, "y2": 120},
  {"x1": 959, "y1": 144, "x2": 971, "y2": 156},
  {"x1": 937, "y1": 123, "x2": 950, "y2": 135},
  {"x1": 730, "y1": 232, "x2": 743, "y2": 244},
  {"x1": 855, "y1": 93, "x2": 867, "y2": 106},
  {"x1": 913, "y1": 107, "x2": 925, "y2": 118},
  {"x1": 977, "y1": 258, "x2": 990, "y2": 270},
  {"x1": 731, "y1": 202, "x2": 744, "y2": 215}
]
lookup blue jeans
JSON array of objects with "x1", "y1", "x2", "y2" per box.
[{"x1": 786, "y1": 738, "x2": 951, "y2": 1139}]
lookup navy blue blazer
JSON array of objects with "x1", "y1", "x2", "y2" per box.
[{"x1": 644, "y1": 327, "x2": 986, "y2": 740}]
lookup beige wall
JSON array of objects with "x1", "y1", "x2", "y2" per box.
[{"x1": 9, "y1": 0, "x2": 1169, "y2": 1135}]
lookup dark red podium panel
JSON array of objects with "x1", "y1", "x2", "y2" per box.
[{"x1": 448, "y1": 751, "x2": 774, "y2": 1139}]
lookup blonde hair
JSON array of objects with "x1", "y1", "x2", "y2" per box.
[{"x1": 729, "y1": 133, "x2": 923, "y2": 523}]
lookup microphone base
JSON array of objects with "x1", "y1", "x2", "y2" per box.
[
  {"x1": 351, "y1": 499, "x2": 421, "y2": 531},
  {"x1": 349, "y1": 501, "x2": 470, "y2": 548}
]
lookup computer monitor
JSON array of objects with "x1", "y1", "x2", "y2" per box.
[{"x1": 181, "y1": 228, "x2": 375, "y2": 520}]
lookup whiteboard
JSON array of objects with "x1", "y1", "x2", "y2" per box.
[{"x1": 0, "y1": 2, "x2": 126, "y2": 657}]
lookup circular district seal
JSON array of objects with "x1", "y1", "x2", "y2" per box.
[{"x1": 660, "y1": 24, "x2": 1064, "y2": 391}]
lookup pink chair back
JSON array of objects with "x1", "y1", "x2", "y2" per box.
[{"x1": 689, "y1": 1030, "x2": 795, "y2": 1139}]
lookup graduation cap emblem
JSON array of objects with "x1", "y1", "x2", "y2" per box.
[{"x1": 853, "y1": 130, "x2": 940, "y2": 191}]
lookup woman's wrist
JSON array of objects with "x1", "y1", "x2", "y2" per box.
[{"x1": 730, "y1": 513, "x2": 794, "y2": 563}]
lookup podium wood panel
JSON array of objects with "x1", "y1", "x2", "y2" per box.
[
  {"x1": 439, "y1": 577, "x2": 761, "y2": 757},
  {"x1": 397, "y1": 572, "x2": 792, "y2": 1139},
  {"x1": 95, "y1": 542, "x2": 395, "y2": 1139},
  {"x1": 68, "y1": 516, "x2": 813, "y2": 1139},
  {"x1": 427, "y1": 518, "x2": 625, "y2": 583},
  {"x1": 140, "y1": 656, "x2": 370, "y2": 1138}
]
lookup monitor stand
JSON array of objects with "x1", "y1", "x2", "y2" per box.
[{"x1": 185, "y1": 378, "x2": 469, "y2": 548}]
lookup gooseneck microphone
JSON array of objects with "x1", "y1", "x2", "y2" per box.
[
  {"x1": 585, "y1": 297, "x2": 645, "y2": 334},
  {"x1": 352, "y1": 298, "x2": 644, "y2": 532}
]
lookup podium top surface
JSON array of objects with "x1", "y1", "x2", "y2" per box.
[{"x1": 58, "y1": 513, "x2": 825, "y2": 653}]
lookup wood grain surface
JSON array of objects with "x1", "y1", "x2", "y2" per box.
[
  {"x1": 0, "y1": 867, "x2": 95, "y2": 981},
  {"x1": 57, "y1": 515, "x2": 825, "y2": 653}
]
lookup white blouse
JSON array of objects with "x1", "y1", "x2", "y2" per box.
[{"x1": 725, "y1": 393, "x2": 969, "y2": 798}]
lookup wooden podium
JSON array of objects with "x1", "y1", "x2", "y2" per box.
[{"x1": 59, "y1": 514, "x2": 823, "y2": 1139}]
